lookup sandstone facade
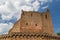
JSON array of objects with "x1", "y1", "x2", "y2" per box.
[
  {"x1": 9, "y1": 9, "x2": 54, "y2": 35},
  {"x1": 0, "y1": 9, "x2": 60, "y2": 40}
]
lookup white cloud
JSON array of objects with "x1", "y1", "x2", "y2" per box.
[
  {"x1": 0, "y1": 0, "x2": 53, "y2": 34},
  {"x1": 2, "y1": 15, "x2": 11, "y2": 20},
  {"x1": 42, "y1": 6, "x2": 48, "y2": 9},
  {"x1": 0, "y1": 0, "x2": 52, "y2": 20},
  {"x1": 32, "y1": 0, "x2": 40, "y2": 11},
  {"x1": 20, "y1": 5, "x2": 33, "y2": 11},
  {"x1": 39, "y1": 0, "x2": 48, "y2": 2},
  {"x1": 0, "y1": 23, "x2": 13, "y2": 34}
]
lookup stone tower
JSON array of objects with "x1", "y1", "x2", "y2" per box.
[
  {"x1": 0, "y1": 9, "x2": 60, "y2": 40},
  {"x1": 9, "y1": 9, "x2": 54, "y2": 35}
]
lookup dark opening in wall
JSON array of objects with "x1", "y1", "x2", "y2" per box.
[
  {"x1": 45, "y1": 15, "x2": 47, "y2": 19},
  {"x1": 35, "y1": 24, "x2": 37, "y2": 26},
  {"x1": 26, "y1": 23, "x2": 28, "y2": 25},
  {"x1": 22, "y1": 11, "x2": 24, "y2": 15},
  {"x1": 31, "y1": 14, "x2": 32, "y2": 16}
]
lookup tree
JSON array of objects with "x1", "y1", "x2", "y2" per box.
[{"x1": 57, "y1": 33, "x2": 60, "y2": 35}]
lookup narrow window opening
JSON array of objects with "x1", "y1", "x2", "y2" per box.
[
  {"x1": 35, "y1": 24, "x2": 37, "y2": 26},
  {"x1": 26, "y1": 23, "x2": 28, "y2": 25},
  {"x1": 45, "y1": 15, "x2": 47, "y2": 19},
  {"x1": 22, "y1": 13, "x2": 24, "y2": 15},
  {"x1": 31, "y1": 14, "x2": 32, "y2": 16}
]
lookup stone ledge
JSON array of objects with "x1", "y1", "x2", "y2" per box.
[{"x1": 0, "y1": 32, "x2": 60, "y2": 39}]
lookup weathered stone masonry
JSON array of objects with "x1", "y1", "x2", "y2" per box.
[
  {"x1": 0, "y1": 9, "x2": 60, "y2": 40},
  {"x1": 9, "y1": 9, "x2": 54, "y2": 35},
  {"x1": 0, "y1": 32, "x2": 60, "y2": 40}
]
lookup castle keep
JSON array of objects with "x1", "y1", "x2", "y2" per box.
[
  {"x1": 9, "y1": 10, "x2": 54, "y2": 35},
  {"x1": 0, "y1": 9, "x2": 60, "y2": 40}
]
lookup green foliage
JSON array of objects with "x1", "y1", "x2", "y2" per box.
[{"x1": 57, "y1": 33, "x2": 60, "y2": 35}]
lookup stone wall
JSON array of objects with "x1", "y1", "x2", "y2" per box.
[
  {"x1": 9, "y1": 10, "x2": 54, "y2": 35},
  {"x1": 41, "y1": 10, "x2": 54, "y2": 35},
  {"x1": 20, "y1": 11, "x2": 43, "y2": 33},
  {"x1": 0, "y1": 10, "x2": 58, "y2": 40},
  {"x1": 0, "y1": 32, "x2": 60, "y2": 40}
]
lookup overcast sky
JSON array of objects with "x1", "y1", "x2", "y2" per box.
[{"x1": 0, "y1": 0, "x2": 60, "y2": 34}]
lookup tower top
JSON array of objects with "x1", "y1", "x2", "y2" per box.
[
  {"x1": 21, "y1": 8, "x2": 50, "y2": 14},
  {"x1": 46, "y1": 8, "x2": 50, "y2": 12}
]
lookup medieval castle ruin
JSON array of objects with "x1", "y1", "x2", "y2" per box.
[{"x1": 0, "y1": 9, "x2": 60, "y2": 40}]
